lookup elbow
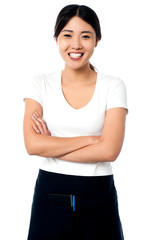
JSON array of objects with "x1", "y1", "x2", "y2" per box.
[
  {"x1": 24, "y1": 137, "x2": 39, "y2": 156},
  {"x1": 24, "y1": 136, "x2": 54, "y2": 158},
  {"x1": 102, "y1": 152, "x2": 118, "y2": 162},
  {"x1": 101, "y1": 147, "x2": 121, "y2": 162},
  {"x1": 100, "y1": 140, "x2": 122, "y2": 162},
  {"x1": 27, "y1": 148, "x2": 35, "y2": 156},
  {"x1": 25, "y1": 143, "x2": 36, "y2": 156},
  {"x1": 27, "y1": 150, "x2": 34, "y2": 156},
  {"x1": 107, "y1": 153, "x2": 118, "y2": 162}
]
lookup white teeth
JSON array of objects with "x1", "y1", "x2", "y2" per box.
[{"x1": 69, "y1": 53, "x2": 83, "y2": 58}]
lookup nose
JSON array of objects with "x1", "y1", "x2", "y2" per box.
[{"x1": 71, "y1": 36, "x2": 82, "y2": 50}]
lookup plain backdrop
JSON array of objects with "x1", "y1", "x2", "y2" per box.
[{"x1": 0, "y1": 0, "x2": 160, "y2": 239}]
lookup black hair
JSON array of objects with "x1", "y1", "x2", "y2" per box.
[
  {"x1": 54, "y1": 4, "x2": 101, "y2": 42},
  {"x1": 54, "y1": 5, "x2": 101, "y2": 71}
]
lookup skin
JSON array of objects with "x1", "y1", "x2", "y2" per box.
[{"x1": 23, "y1": 16, "x2": 127, "y2": 162}]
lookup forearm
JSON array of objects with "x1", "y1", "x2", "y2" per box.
[
  {"x1": 58, "y1": 139, "x2": 119, "y2": 163},
  {"x1": 23, "y1": 107, "x2": 100, "y2": 158},
  {"x1": 25, "y1": 134, "x2": 100, "y2": 158},
  {"x1": 26, "y1": 108, "x2": 125, "y2": 161}
]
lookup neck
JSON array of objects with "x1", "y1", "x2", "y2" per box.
[{"x1": 62, "y1": 63, "x2": 95, "y2": 84}]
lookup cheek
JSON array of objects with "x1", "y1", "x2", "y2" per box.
[
  {"x1": 84, "y1": 40, "x2": 96, "y2": 52},
  {"x1": 57, "y1": 39, "x2": 68, "y2": 53},
  {"x1": 85, "y1": 44, "x2": 95, "y2": 57},
  {"x1": 59, "y1": 44, "x2": 67, "y2": 53}
]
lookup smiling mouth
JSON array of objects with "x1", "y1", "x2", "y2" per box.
[{"x1": 68, "y1": 53, "x2": 84, "y2": 59}]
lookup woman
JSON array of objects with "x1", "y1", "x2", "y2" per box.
[{"x1": 24, "y1": 4, "x2": 128, "y2": 240}]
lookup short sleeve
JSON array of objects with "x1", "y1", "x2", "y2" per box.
[
  {"x1": 106, "y1": 78, "x2": 128, "y2": 112},
  {"x1": 23, "y1": 75, "x2": 43, "y2": 107}
]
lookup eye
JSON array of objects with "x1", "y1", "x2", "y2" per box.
[
  {"x1": 82, "y1": 35, "x2": 90, "y2": 39},
  {"x1": 64, "y1": 34, "x2": 72, "y2": 38}
]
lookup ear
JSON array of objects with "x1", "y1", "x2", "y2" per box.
[
  {"x1": 56, "y1": 38, "x2": 58, "y2": 45},
  {"x1": 95, "y1": 40, "x2": 99, "y2": 47}
]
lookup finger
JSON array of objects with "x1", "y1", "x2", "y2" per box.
[
  {"x1": 37, "y1": 118, "x2": 50, "y2": 135},
  {"x1": 32, "y1": 113, "x2": 51, "y2": 135},
  {"x1": 32, "y1": 114, "x2": 38, "y2": 122},
  {"x1": 33, "y1": 124, "x2": 41, "y2": 134},
  {"x1": 32, "y1": 113, "x2": 39, "y2": 120},
  {"x1": 35, "y1": 112, "x2": 40, "y2": 118},
  {"x1": 32, "y1": 115, "x2": 44, "y2": 134}
]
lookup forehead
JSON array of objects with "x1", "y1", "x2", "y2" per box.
[{"x1": 62, "y1": 16, "x2": 95, "y2": 33}]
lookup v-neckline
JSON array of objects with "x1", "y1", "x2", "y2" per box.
[{"x1": 59, "y1": 71, "x2": 99, "y2": 111}]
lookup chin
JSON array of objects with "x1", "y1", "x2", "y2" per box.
[{"x1": 66, "y1": 62, "x2": 90, "y2": 71}]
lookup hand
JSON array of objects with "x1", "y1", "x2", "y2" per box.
[{"x1": 32, "y1": 112, "x2": 51, "y2": 136}]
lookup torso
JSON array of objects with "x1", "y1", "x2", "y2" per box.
[{"x1": 28, "y1": 70, "x2": 127, "y2": 176}]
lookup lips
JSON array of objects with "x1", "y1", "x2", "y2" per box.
[{"x1": 68, "y1": 52, "x2": 84, "y2": 59}]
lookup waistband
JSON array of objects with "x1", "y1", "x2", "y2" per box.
[{"x1": 37, "y1": 169, "x2": 114, "y2": 198}]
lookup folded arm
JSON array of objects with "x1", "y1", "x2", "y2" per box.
[
  {"x1": 23, "y1": 99, "x2": 100, "y2": 158},
  {"x1": 28, "y1": 98, "x2": 127, "y2": 163}
]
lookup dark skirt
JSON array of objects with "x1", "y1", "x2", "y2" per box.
[{"x1": 27, "y1": 169, "x2": 124, "y2": 240}]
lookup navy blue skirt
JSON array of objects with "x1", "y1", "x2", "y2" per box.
[{"x1": 27, "y1": 170, "x2": 124, "y2": 240}]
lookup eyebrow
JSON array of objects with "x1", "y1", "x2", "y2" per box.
[
  {"x1": 62, "y1": 30, "x2": 93, "y2": 35},
  {"x1": 82, "y1": 31, "x2": 93, "y2": 35}
]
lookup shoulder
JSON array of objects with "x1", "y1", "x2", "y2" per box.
[
  {"x1": 33, "y1": 71, "x2": 61, "y2": 86},
  {"x1": 98, "y1": 72, "x2": 125, "y2": 88},
  {"x1": 97, "y1": 72, "x2": 127, "y2": 97}
]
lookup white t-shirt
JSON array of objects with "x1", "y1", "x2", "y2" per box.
[{"x1": 25, "y1": 70, "x2": 128, "y2": 176}]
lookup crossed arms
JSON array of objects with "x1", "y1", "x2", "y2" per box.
[{"x1": 23, "y1": 99, "x2": 127, "y2": 163}]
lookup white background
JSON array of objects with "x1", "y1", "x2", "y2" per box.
[{"x1": 0, "y1": 0, "x2": 160, "y2": 239}]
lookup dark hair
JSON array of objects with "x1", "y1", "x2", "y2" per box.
[
  {"x1": 54, "y1": 5, "x2": 102, "y2": 71},
  {"x1": 54, "y1": 5, "x2": 101, "y2": 41}
]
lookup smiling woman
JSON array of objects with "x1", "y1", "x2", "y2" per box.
[
  {"x1": 24, "y1": 4, "x2": 127, "y2": 240},
  {"x1": 54, "y1": 5, "x2": 101, "y2": 72}
]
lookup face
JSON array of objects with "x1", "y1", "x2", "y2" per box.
[{"x1": 56, "y1": 16, "x2": 98, "y2": 70}]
